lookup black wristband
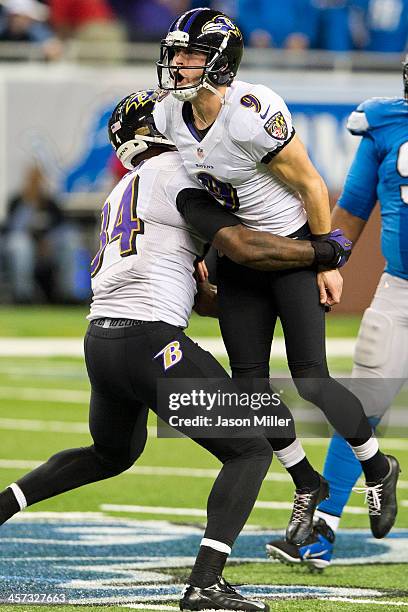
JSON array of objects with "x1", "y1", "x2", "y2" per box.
[
  {"x1": 311, "y1": 240, "x2": 338, "y2": 269},
  {"x1": 176, "y1": 188, "x2": 241, "y2": 242},
  {"x1": 311, "y1": 233, "x2": 330, "y2": 241}
]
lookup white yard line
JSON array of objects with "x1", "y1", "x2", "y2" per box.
[
  {"x1": 123, "y1": 607, "x2": 179, "y2": 611},
  {"x1": 0, "y1": 337, "x2": 356, "y2": 358},
  {"x1": 0, "y1": 386, "x2": 88, "y2": 403},
  {"x1": 122, "y1": 598, "x2": 408, "y2": 609},
  {"x1": 0, "y1": 338, "x2": 85, "y2": 357},
  {"x1": 327, "y1": 598, "x2": 408, "y2": 606},
  {"x1": 101, "y1": 504, "x2": 207, "y2": 517},
  {"x1": 1, "y1": 387, "x2": 407, "y2": 430},
  {"x1": 0, "y1": 417, "x2": 90, "y2": 433},
  {"x1": 0, "y1": 456, "x2": 407, "y2": 492},
  {"x1": 0, "y1": 364, "x2": 85, "y2": 376},
  {"x1": 100, "y1": 502, "x2": 370, "y2": 516},
  {"x1": 304, "y1": 438, "x2": 408, "y2": 451},
  {"x1": 0, "y1": 414, "x2": 407, "y2": 453}
]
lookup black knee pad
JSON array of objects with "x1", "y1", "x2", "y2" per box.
[
  {"x1": 200, "y1": 436, "x2": 273, "y2": 470},
  {"x1": 231, "y1": 364, "x2": 270, "y2": 379},
  {"x1": 231, "y1": 437, "x2": 273, "y2": 469},
  {"x1": 291, "y1": 363, "x2": 329, "y2": 406},
  {"x1": 293, "y1": 377, "x2": 328, "y2": 406}
]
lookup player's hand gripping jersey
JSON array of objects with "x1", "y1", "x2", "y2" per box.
[
  {"x1": 342, "y1": 97, "x2": 408, "y2": 279},
  {"x1": 89, "y1": 152, "x2": 206, "y2": 327},
  {"x1": 153, "y1": 81, "x2": 307, "y2": 236}
]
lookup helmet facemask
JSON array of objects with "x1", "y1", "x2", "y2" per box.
[
  {"x1": 157, "y1": 29, "x2": 235, "y2": 101},
  {"x1": 403, "y1": 55, "x2": 408, "y2": 101}
]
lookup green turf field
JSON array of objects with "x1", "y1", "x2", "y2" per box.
[
  {"x1": 0, "y1": 306, "x2": 362, "y2": 338},
  {"x1": 0, "y1": 307, "x2": 407, "y2": 611}
]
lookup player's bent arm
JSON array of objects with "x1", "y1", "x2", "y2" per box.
[
  {"x1": 212, "y1": 225, "x2": 315, "y2": 270},
  {"x1": 176, "y1": 188, "x2": 350, "y2": 271},
  {"x1": 266, "y1": 134, "x2": 331, "y2": 235},
  {"x1": 331, "y1": 205, "x2": 367, "y2": 245}
]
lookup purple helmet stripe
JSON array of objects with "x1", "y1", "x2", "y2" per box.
[
  {"x1": 182, "y1": 7, "x2": 207, "y2": 32},
  {"x1": 170, "y1": 9, "x2": 192, "y2": 32}
]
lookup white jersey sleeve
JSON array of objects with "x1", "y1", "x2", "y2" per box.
[
  {"x1": 229, "y1": 85, "x2": 295, "y2": 164},
  {"x1": 153, "y1": 91, "x2": 174, "y2": 141}
]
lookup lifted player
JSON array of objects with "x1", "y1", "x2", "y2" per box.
[
  {"x1": 0, "y1": 92, "x2": 351, "y2": 612},
  {"x1": 154, "y1": 6, "x2": 400, "y2": 547},
  {"x1": 267, "y1": 57, "x2": 408, "y2": 571}
]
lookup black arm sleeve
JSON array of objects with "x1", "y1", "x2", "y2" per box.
[{"x1": 176, "y1": 188, "x2": 241, "y2": 242}]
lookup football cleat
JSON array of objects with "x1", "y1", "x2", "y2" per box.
[
  {"x1": 179, "y1": 575, "x2": 269, "y2": 611},
  {"x1": 266, "y1": 517, "x2": 335, "y2": 572},
  {"x1": 285, "y1": 474, "x2": 330, "y2": 545},
  {"x1": 353, "y1": 454, "x2": 401, "y2": 539}
]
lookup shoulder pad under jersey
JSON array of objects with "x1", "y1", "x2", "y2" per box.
[{"x1": 347, "y1": 97, "x2": 403, "y2": 135}]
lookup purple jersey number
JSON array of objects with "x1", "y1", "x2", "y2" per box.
[
  {"x1": 90, "y1": 175, "x2": 144, "y2": 278},
  {"x1": 111, "y1": 175, "x2": 144, "y2": 255},
  {"x1": 197, "y1": 172, "x2": 240, "y2": 211}
]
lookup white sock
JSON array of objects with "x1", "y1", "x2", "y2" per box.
[
  {"x1": 349, "y1": 436, "x2": 379, "y2": 462},
  {"x1": 315, "y1": 510, "x2": 340, "y2": 532},
  {"x1": 201, "y1": 538, "x2": 231, "y2": 555},
  {"x1": 9, "y1": 483, "x2": 27, "y2": 510},
  {"x1": 273, "y1": 439, "x2": 305, "y2": 469}
]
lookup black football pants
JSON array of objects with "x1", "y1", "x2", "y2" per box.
[
  {"x1": 16, "y1": 320, "x2": 272, "y2": 548},
  {"x1": 217, "y1": 233, "x2": 373, "y2": 445}
]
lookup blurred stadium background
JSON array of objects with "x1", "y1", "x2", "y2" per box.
[
  {"x1": 0, "y1": 0, "x2": 407, "y2": 610},
  {"x1": 1, "y1": 0, "x2": 404, "y2": 309}
]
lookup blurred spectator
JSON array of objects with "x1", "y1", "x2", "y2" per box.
[
  {"x1": 108, "y1": 0, "x2": 191, "y2": 42},
  {"x1": 2, "y1": 165, "x2": 82, "y2": 303},
  {"x1": 236, "y1": 0, "x2": 319, "y2": 49},
  {"x1": 0, "y1": 0, "x2": 62, "y2": 60},
  {"x1": 49, "y1": 0, "x2": 125, "y2": 60},
  {"x1": 312, "y1": 0, "x2": 354, "y2": 51},
  {"x1": 351, "y1": 0, "x2": 408, "y2": 52}
]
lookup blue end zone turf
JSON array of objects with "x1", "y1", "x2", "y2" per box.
[{"x1": 0, "y1": 516, "x2": 406, "y2": 605}]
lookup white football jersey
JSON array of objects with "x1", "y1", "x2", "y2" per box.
[
  {"x1": 153, "y1": 80, "x2": 307, "y2": 236},
  {"x1": 88, "y1": 151, "x2": 206, "y2": 328}
]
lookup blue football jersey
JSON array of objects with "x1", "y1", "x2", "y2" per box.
[{"x1": 339, "y1": 97, "x2": 408, "y2": 280}]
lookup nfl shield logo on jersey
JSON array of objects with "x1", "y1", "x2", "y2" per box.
[
  {"x1": 264, "y1": 111, "x2": 288, "y2": 140},
  {"x1": 197, "y1": 147, "x2": 205, "y2": 159}
]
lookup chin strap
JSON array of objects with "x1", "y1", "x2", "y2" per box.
[
  {"x1": 202, "y1": 81, "x2": 226, "y2": 104},
  {"x1": 172, "y1": 81, "x2": 226, "y2": 104}
]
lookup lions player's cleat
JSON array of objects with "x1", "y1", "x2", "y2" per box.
[
  {"x1": 353, "y1": 454, "x2": 401, "y2": 539},
  {"x1": 179, "y1": 576, "x2": 269, "y2": 611},
  {"x1": 285, "y1": 474, "x2": 330, "y2": 545},
  {"x1": 266, "y1": 518, "x2": 335, "y2": 572}
]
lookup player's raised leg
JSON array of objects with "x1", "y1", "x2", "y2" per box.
[
  {"x1": 272, "y1": 265, "x2": 399, "y2": 534},
  {"x1": 217, "y1": 253, "x2": 328, "y2": 545},
  {"x1": 267, "y1": 272, "x2": 404, "y2": 567},
  {"x1": 308, "y1": 274, "x2": 406, "y2": 567}
]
